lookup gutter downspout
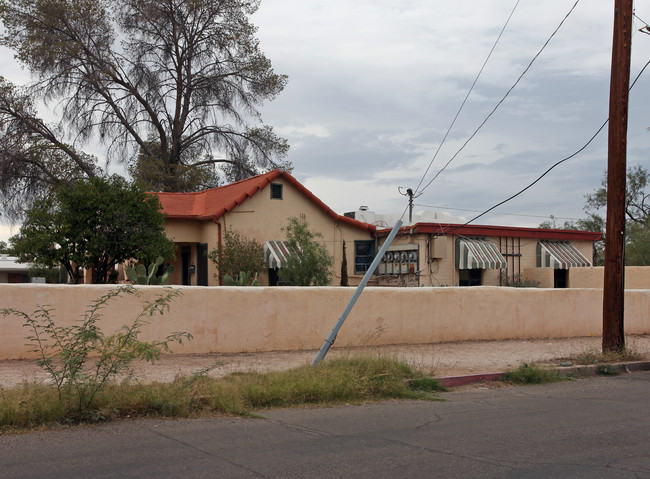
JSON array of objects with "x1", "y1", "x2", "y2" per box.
[{"x1": 214, "y1": 218, "x2": 223, "y2": 286}]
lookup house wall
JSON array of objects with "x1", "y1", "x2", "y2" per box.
[
  {"x1": 163, "y1": 176, "x2": 375, "y2": 286},
  {"x1": 377, "y1": 234, "x2": 596, "y2": 288},
  {"x1": 567, "y1": 266, "x2": 650, "y2": 289},
  {"x1": 2, "y1": 284, "x2": 649, "y2": 360},
  {"x1": 523, "y1": 268, "x2": 555, "y2": 288}
]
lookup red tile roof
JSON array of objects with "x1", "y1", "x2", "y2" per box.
[{"x1": 153, "y1": 169, "x2": 377, "y2": 235}]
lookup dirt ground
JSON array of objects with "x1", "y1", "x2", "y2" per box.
[{"x1": 1, "y1": 335, "x2": 649, "y2": 388}]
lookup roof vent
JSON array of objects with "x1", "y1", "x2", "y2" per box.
[{"x1": 359, "y1": 205, "x2": 369, "y2": 211}]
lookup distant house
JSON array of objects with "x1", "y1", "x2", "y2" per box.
[
  {"x1": 154, "y1": 169, "x2": 377, "y2": 286},
  {"x1": 0, "y1": 255, "x2": 35, "y2": 283},
  {"x1": 370, "y1": 222, "x2": 601, "y2": 288}
]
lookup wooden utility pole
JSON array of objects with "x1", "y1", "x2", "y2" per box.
[{"x1": 602, "y1": 0, "x2": 633, "y2": 352}]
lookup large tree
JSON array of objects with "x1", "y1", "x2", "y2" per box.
[
  {"x1": 10, "y1": 175, "x2": 176, "y2": 284},
  {"x1": 0, "y1": 0, "x2": 289, "y2": 213},
  {"x1": 0, "y1": 78, "x2": 99, "y2": 219},
  {"x1": 541, "y1": 165, "x2": 650, "y2": 266}
]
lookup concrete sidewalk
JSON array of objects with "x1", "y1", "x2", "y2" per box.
[{"x1": 1, "y1": 335, "x2": 649, "y2": 389}]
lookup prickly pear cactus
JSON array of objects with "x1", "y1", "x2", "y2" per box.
[
  {"x1": 126, "y1": 257, "x2": 174, "y2": 285},
  {"x1": 223, "y1": 271, "x2": 260, "y2": 286}
]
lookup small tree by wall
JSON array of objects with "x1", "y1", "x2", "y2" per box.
[
  {"x1": 208, "y1": 229, "x2": 265, "y2": 283},
  {"x1": 340, "y1": 240, "x2": 349, "y2": 286},
  {"x1": 10, "y1": 176, "x2": 175, "y2": 284},
  {"x1": 280, "y1": 217, "x2": 333, "y2": 286}
]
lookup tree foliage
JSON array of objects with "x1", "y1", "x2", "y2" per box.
[
  {"x1": 10, "y1": 175, "x2": 176, "y2": 283},
  {"x1": 208, "y1": 228, "x2": 265, "y2": 282},
  {"x1": 280, "y1": 217, "x2": 333, "y2": 286},
  {"x1": 128, "y1": 141, "x2": 220, "y2": 192},
  {"x1": 0, "y1": 77, "x2": 99, "y2": 218},
  {"x1": 541, "y1": 165, "x2": 650, "y2": 266},
  {"x1": 0, "y1": 0, "x2": 289, "y2": 213}
]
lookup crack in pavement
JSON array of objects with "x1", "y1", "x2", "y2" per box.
[{"x1": 147, "y1": 426, "x2": 269, "y2": 478}]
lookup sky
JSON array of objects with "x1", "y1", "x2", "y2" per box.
[{"x1": 2, "y1": 0, "x2": 650, "y2": 243}]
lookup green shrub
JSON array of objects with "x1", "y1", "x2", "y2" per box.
[
  {"x1": 503, "y1": 363, "x2": 564, "y2": 385},
  {"x1": 1, "y1": 286, "x2": 190, "y2": 420}
]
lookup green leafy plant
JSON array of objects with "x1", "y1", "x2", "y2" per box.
[
  {"x1": 503, "y1": 363, "x2": 564, "y2": 385},
  {"x1": 208, "y1": 229, "x2": 265, "y2": 282},
  {"x1": 223, "y1": 270, "x2": 260, "y2": 286},
  {"x1": 500, "y1": 273, "x2": 540, "y2": 288},
  {"x1": 1, "y1": 286, "x2": 190, "y2": 419},
  {"x1": 126, "y1": 257, "x2": 175, "y2": 285},
  {"x1": 9, "y1": 176, "x2": 176, "y2": 284},
  {"x1": 280, "y1": 217, "x2": 333, "y2": 286}
]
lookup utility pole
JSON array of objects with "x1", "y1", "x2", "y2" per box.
[{"x1": 602, "y1": 0, "x2": 632, "y2": 352}]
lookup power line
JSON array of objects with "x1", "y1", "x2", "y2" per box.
[
  {"x1": 412, "y1": 203, "x2": 583, "y2": 221},
  {"x1": 415, "y1": 0, "x2": 581, "y2": 197},
  {"x1": 437, "y1": 58, "x2": 650, "y2": 237},
  {"x1": 412, "y1": 0, "x2": 521, "y2": 196}
]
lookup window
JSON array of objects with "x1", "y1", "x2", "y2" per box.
[
  {"x1": 270, "y1": 183, "x2": 283, "y2": 199},
  {"x1": 354, "y1": 240, "x2": 375, "y2": 274},
  {"x1": 459, "y1": 269, "x2": 482, "y2": 286}
]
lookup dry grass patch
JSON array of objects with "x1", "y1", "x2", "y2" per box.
[{"x1": 1, "y1": 355, "x2": 444, "y2": 433}]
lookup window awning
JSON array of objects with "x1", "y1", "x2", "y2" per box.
[
  {"x1": 455, "y1": 238, "x2": 507, "y2": 270},
  {"x1": 537, "y1": 241, "x2": 591, "y2": 269},
  {"x1": 265, "y1": 241, "x2": 298, "y2": 269}
]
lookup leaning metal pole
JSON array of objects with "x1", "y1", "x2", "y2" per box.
[{"x1": 313, "y1": 219, "x2": 403, "y2": 365}]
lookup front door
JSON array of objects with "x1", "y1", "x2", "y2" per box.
[
  {"x1": 197, "y1": 243, "x2": 208, "y2": 286},
  {"x1": 181, "y1": 246, "x2": 191, "y2": 286}
]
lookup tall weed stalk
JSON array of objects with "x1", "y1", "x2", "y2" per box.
[{"x1": 2, "y1": 286, "x2": 190, "y2": 418}]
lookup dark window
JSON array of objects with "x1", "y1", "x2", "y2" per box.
[
  {"x1": 270, "y1": 183, "x2": 283, "y2": 199},
  {"x1": 554, "y1": 269, "x2": 567, "y2": 288},
  {"x1": 181, "y1": 246, "x2": 191, "y2": 286},
  {"x1": 354, "y1": 240, "x2": 375, "y2": 274},
  {"x1": 197, "y1": 243, "x2": 208, "y2": 286},
  {"x1": 459, "y1": 269, "x2": 482, "y2": 286}
]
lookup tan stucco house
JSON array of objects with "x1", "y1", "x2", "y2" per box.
[
  {"x1": 153, "y1": 169, "x2": 602, "y2": 288},
  {"x1": 372, "y1": 222, "x2": 602, "y2": 288},
  {"x1": 154, "y1": 169, "x2": 377, "y2": 286}
]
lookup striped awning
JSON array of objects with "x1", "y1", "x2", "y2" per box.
[
  {"x1": 265, "y1": 241, "x2": 298, "y2": 269},
  {"x1": 537, "y1": 241, "x2": 591, "y2": 269},
  {"x1": 455, "y1": 238, "x2": 507, "y2": 270}
]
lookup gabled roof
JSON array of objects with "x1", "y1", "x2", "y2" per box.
[{"x1": 154, "y1": 169, "x2": 377, "y2": 235}]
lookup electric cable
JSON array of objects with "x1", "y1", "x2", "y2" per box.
[
  {"x1": 413, "y1": 203, "x2": 583, "y2": 221},
  {"x1": 415, "y1": 0, "x2": 581, "y2": 197},
  {"x1": 413, "y1": 0, "x2": 521, "y2": 196},
  {"x1": 435, "y1": 58, "x2": 650, "y2": 237}
]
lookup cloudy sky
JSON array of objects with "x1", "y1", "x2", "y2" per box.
[{"x1": 2, "y1": 0, "x2": 650, "y2": 242}]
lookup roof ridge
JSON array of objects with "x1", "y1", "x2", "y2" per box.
[{"x1": 149, "y1": 169, "x2": 280, "y2": 196}]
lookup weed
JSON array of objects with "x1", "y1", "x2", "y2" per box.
[
  {"x1": 502, "y1": 363, "x2": 564, "y2": 385},
  {"x1": 0, "y1": 356, "x2": 444, "y2": 432},
  {"x1": 562, "y1": 345, "x2": 645, "y2": 366},
  {"x1": 1, "y1": 286, "x2": 191, "y2": 421},
  {"x1": 597, "y1": 365, "x2": 620, "y2": 376}
]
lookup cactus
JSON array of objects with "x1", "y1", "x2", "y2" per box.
[
  {"x1": 223, "y1": 270, "x2": 260, "y2": 286},
  {"x1": 126, "y1": 257, "x2": 175, "y2": 285}
]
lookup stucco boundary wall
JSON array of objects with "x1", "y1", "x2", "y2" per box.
[{"x1": 1, "y1": 284, "x2": 650, "y2": 360}]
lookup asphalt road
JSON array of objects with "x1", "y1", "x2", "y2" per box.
[{"x1": 2, "y1": 372, "x2": 650, "y2": 479}]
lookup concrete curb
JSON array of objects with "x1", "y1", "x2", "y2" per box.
[{"x1": 438, "y1": 361, "x2": 650, "y2": 389}]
